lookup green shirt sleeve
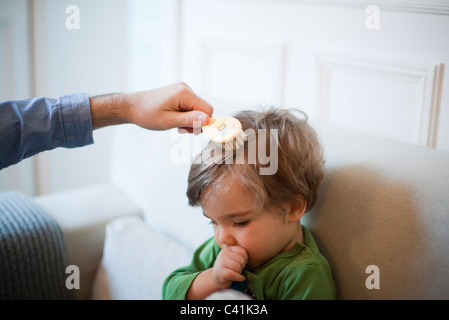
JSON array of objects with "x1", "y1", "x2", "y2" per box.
[{"x1": 162, "y1": 237, "x2": 220, "y2": 300}]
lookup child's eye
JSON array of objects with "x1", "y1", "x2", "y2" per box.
[
  {"x1": 234, "y1": 220, "x2": 250, "y2": 227},
  {"x1": 209, "y1": 220, "x2": 217, "y2": 225}
]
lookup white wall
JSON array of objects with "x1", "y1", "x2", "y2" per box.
[
  {"x1": 0, "y1": 0, "x2": 133, "y2": 195},
  {"x1": 31, "y1": 0, "x2": 181, "y2": 196},
  {"x1": 0, "y1": 0, "x2": 178, "y2": 198},
  {"x1": 0, "y1": 0, "x2": 35, "y2": 194},
  {"x1": 32, "y1": 0, "x2": 128, "y2": 194}
]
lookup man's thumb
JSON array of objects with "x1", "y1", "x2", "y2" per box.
[{"x1": 181, "y1": 111, "x2": 209, "y2": 127}]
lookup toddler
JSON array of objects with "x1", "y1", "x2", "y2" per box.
[{"x1": 162, "y1": 108, "x2": 336, "y2": 300}]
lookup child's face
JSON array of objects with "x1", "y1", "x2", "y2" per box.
[{"x1": 201, "y1": 177, "x2": 302, "y2": 270}]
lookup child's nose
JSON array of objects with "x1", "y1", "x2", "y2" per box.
[{"x1": 216, "y1": 227, "x2": 236, "y2": 247}]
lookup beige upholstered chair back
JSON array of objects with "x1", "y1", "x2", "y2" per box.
[{"x1": 304, "y1": 125, "x2": 449, "y2": 299}]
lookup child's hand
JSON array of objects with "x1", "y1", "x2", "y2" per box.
[{"x1": 211, "y1": 245, "x2": 248, "y2": 289}]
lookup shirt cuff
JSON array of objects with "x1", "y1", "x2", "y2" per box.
[{"x1": 59, "y1": 93, "x2": 94, "y2": 148}]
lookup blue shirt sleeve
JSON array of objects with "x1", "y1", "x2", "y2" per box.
[{"x1": 0, "y1": 93, "x2": 94, "y2": 170}]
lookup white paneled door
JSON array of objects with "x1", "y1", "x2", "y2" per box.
[{"x1": 177, "y1": 0, "x2": 449, "y2": 151}]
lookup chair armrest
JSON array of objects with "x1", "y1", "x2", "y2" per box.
[
  {"x1": 91, "y1": 216, "x2": 193, "y2": 300},
  {"x1": 34, "y1": 183, "x2": 142, "y2": 299}
]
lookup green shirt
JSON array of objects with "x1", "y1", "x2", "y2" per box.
[{"x1": 162, "y1": 226, "x2": 336, "y2": 300}]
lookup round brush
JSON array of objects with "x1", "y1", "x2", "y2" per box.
[{"x1": 202, "y1": 116, "x2": 248, "y2": 152}]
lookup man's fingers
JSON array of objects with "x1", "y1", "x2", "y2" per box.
[
  {"x1": 170, "y1": 110, "x2": 209, "y2": 130},
  {"x1": 186, "y1": 111, "x2": 209, "y2": 127},
  {"x1": 177, "y1": 127, "x2": 193, "y2": 134},
  {"x1": 178, "y1": 87, "x2": 214, "y2": 117}
]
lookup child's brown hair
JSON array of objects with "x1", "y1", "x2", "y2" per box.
[{"x1": 187, "y1": 108, "x2": 324, "y2": 213}]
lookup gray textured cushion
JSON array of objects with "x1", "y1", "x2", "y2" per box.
[
  {"x1": 0, "y1": 191, "x2": 73, "y2": 299},
  {"x1": 303, "y1": 124, "x2": 449, "y2": 299}
]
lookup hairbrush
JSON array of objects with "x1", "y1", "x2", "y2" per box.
[{"x1": 202, "y1": 116, "x2": 248, "y2": 152}]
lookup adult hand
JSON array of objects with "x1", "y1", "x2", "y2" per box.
[{"x1": 90, "y1": 82, "x2": 213, "y2": 132}]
